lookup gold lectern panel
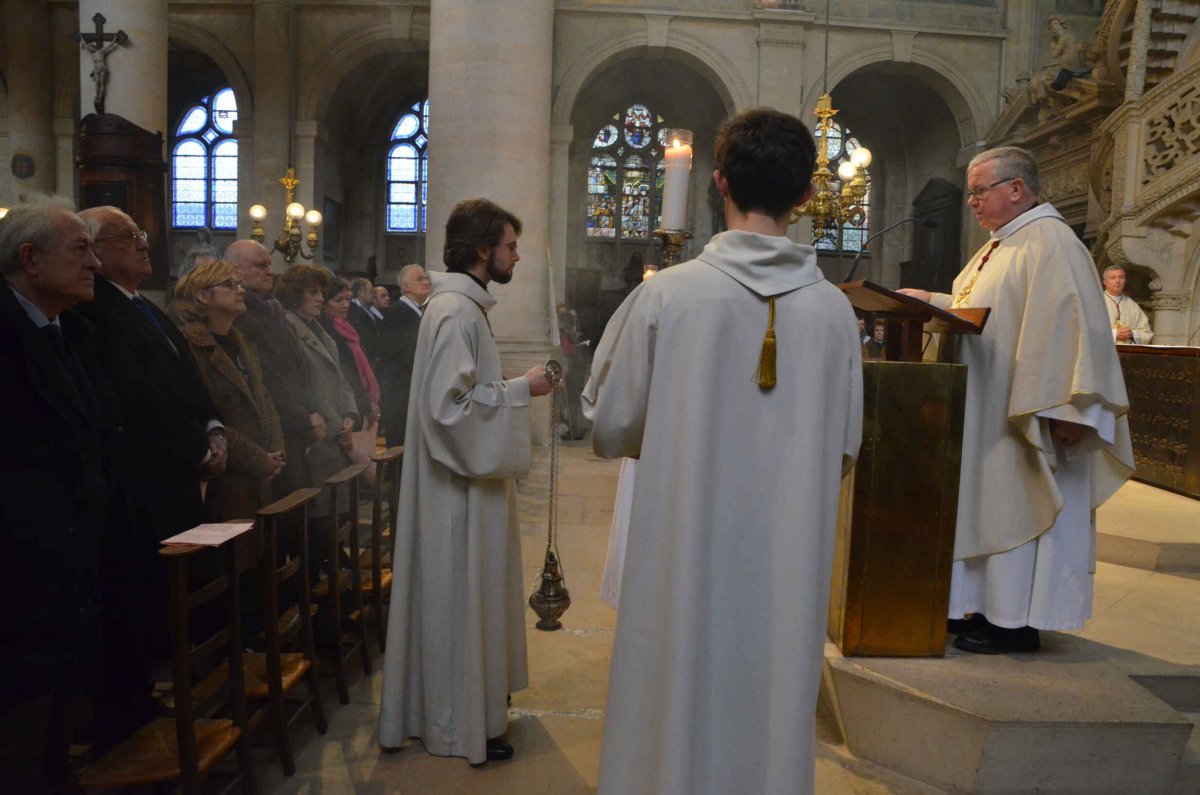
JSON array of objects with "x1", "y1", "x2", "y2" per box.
[{"x1": 828, "y1": 360, "x2": 967, "y2": 657}]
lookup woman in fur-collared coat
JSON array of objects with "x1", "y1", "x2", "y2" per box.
[{"x1": 173, "y1": 259, "x2": 286, "y2": 522}]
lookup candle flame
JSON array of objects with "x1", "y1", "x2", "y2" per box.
[{"x1": 672, "y1": 138, "x2": 680, "y2": 148}]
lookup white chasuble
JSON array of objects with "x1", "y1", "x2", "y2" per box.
[
  {"x1": 377, "y1": 273, "x2": 531, "y2": 763},
  {"x1": 1103, "y1": 292, "x2": 1154, "y2": 345},
  {"x1": 583, "y1": 230, "x2": 863, "y2": 795},
  {"x1": 927, "y1": 204, "x2": 1134, "y2": 629}
]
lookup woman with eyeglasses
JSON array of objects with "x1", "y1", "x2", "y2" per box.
[{"x1": 172, "y1": 259, "x2": 286, "y2": 521}]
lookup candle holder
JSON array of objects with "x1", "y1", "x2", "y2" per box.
[{"x1": 653, "y1": 228, "x2": 694, "y2": 269}]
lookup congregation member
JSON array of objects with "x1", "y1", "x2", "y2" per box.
[
  {"x1": 898, "y1": 147, "x2": 1134, "y2": 654},
  {"x1": 378, "y1": 200, "x2": 554, "y2": 764},
  {"x1": 373, "y1": 284, "x2": 392, "y2": 313},
  {"x1": 583, "y1": 108, "x2": 863, "y2": 795},
  {"x1": 226, "y1": 239, "x2": 315, "y2": 495},
  {"x1": 864, "y1": 318, "x2": 886, "y2": 359},
  {"x1": 378, "y1": 263, "x2": 430, "y2": 446},
  {"x1": 276, "y1": 264, "x2": 358, "y2": 504},
  {"x1": 173, "y1": 259, "x2": 286, "y2": 521},
  {"x1": 0, "y1": 202, "x2": 122, "y2": 791},
  {"x1": 349, "y1": 276, "x2": 382, "y2": 361},
  {"x1": 1101, "y1": 264, "x2": 1154, "y2": 344},
  {"x1": 76, "y1": 205, "x2": 226, "y2": 739},
  {"x1": 322, "y1": 275, "x2": 382, "y2": 420}
]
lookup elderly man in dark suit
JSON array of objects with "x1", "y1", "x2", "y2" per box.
[
  {"x1": 225, "y1": 238, "x2": 317, "y2": 495},
  {"x1": 378, "y1": 263, "x2": 431, "y2": 446},
  {"x1": 0, "y1": 201, "x2": 123, "y2": 791},
  {"x1": 349, "y1": 276, "x2": 382, "y2": 363},
  {"x1": 75, "y1": 205, "x2": 226, "y2": 740}
]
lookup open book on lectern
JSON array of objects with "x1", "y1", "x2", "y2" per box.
[{"x1": 838, "y1": 280, "x2": 990, "y2": 336}]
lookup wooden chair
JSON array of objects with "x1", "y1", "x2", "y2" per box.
[
  {"x1": 362, "y1": 446, "x2": 403, "y2": 652},
  {"x1": 245, "y1": 487, "x2": 328, "y2": 776},
  {"x1": 313, "y1": 462, "x2": 371, "y2": 704},
  {"x1": 79, "y1": 535, "x2": 255, "y2": 795}
]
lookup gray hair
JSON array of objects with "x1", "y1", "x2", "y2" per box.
[
  {"x1": 398, "y1": 263, "x2": 427, "y2": 290},
  {"x1": 77, "y1": 205, "x2": 130, "y2": 239},
  {"x1": 0, "y1": 197, "x2": 78, "y2": 276},
  {"x1": 968, "y1": 146, "x2": 1041, "y2": 196},
  {"x1": 1102, "y1": 265, "x2": 1126, "y2": 277},
  {"x1": 350, "y1": 277, "x2": 373, "y2": 298}
]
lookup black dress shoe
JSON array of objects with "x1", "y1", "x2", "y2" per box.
[
  {"x1": 486, "y1": 738, "x2": 514, "y2": 761},
  {"x1": 947, "y1": 613, "x2": 987, "y2": 635},
  {"x1": 954, "y1": 623, "x2": 1040, "y2": 654}
]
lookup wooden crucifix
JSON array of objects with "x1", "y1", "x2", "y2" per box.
[{"x1": 74, "y1": 13, "x2": 129, "y2": 115}]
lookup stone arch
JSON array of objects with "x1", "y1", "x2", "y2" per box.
[
  {"x1": 296, "y1": 23, "x2": 429, "y2": 123},
  {"x1": 805, "y1": 44, "x2": 990, "y2": 152},
  {"x1": 552, "y1": 29, "x2": 751, "y2": 129},
  {"x1": 167, "y1": 20, "x2": 253, "y2": 119}
]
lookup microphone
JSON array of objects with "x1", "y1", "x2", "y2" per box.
[{"x1": 843, "y1": 217, "x2": 939, "y2": 284}]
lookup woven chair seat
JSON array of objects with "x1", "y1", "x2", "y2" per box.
[
  {"x1": 79, "y1": 718, "x2": 239, "y2": 789},
  {"x1": 360, "y1": 568, "x2": 393, "y2": 596},
  {"x1": 243, "y1": 651, "x2": 313, "y2": 700}
]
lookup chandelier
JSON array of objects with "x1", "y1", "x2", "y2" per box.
[
  {"x1": 248, "y1": 168, "x2": 322, "y2": 265},
  {"x1": 792, "y1": 0, "x2": 872, "y2": 238}
]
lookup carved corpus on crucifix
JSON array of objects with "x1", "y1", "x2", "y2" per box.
[{"x1": 74, "y1": 13, "x2": 128, "y2": 115}]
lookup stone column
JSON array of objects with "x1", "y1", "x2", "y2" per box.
[
  {"x1": 1124, "y1": 0, "x2": 1153, "y2": 101},
  {"x1": 293, "y1": 118, "x2": 321, "y2": 264},
  {"x1": 426, "y1": 0, "x2": 556, "y2": 442},
  {"x1": 756, "y1": 21, "x2": 805, "y2": 116},
  {"x1": 78, "y1": 0, "x2": 167, "y2": 139},
  {"x1": 548, "y1": 124, "x2": 574, "y2": 309},
  {"x1": 251, "y1": 0, "x2": 293, "y2": 263},
  {"x1": 54, "y1": 118, "x2": 76, "y2": 196},
  {"x1": 5, "y1": 0, "x2": 56, "y2": 202}
]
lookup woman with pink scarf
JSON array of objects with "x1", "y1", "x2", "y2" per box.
[{"x1": 320, "y1": 276, "x2": 381, "y2": 421}]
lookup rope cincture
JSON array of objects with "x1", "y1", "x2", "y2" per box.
[{"x1": 756, "y1": 296, "x2": 777, "y2": 390}]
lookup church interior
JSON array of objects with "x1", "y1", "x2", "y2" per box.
[{"x1": 3, "y1": 0, "x2": 1200, "y2": 792}]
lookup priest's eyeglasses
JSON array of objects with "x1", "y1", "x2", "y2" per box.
[
  {"x1": 95, "y1": 228, "x2": 149, "y2": 246},
  {"x1": 965, "y1": 178, "x2": 1015, "y2": 201}
]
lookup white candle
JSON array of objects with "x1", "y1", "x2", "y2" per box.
[{"x1": 660, "y1": 135, "x2": 692, "y2": 230}]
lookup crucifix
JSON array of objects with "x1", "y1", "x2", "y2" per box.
[{"x1": 74, "y1": 13, "x2": 128, "y2": 115}]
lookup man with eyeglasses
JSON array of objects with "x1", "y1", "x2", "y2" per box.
[
  {"x1": 898, "y1": 147, "x2": 1133, "y2": 654},
  {"x1": 0, "y1": 200, "x2": 125, "y2": 790},
  {"x1": 378, "y1": 199, "x2": 554, "y2": 766},
  {"x1": 75, "y1": 205, "x2": 226, "y2": 738}
]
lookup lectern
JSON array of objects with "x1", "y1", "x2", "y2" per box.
[{"x1": 827, "y1": 281, "x2": 988, "y2": 656}]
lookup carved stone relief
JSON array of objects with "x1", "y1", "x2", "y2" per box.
[{"x1": 1144, "y1": 82, "x2": 1200, "y2": 182}]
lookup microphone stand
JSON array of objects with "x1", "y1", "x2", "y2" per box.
[{"x1": 843, "y1": 217, "x2": 933, "y2": 284}]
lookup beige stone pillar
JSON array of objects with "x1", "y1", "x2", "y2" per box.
[
  {"x1": 293, "y1": 118, "x2": 322, "y2": 265},
  {"x1": 5, "y1": 0, "x2": 56, "y2": 202},
  {"x1": 1124, "y1": 0, "x2": 1153, "y2": 101},
  {"x1": 78, "y1": 0, "x2": 166, "y2": 139},
  {"x1": 548, "y1": 124, "x2": 574, "y2": 309},
  {"x1": 250, "y1": 0, "x2": 293, "y2": 262},
  {"x1": 54, "y1": 117, "x2": 76, "y2": 196},
  {"x1": 426, "y1": 0, "x2": 556, "y2": 441}
]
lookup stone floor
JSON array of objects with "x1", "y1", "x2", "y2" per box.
[{"x1": 249, "y1": 442, "x2": 1200, "y2": 794}]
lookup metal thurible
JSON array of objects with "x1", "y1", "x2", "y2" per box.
[{"x1": 529, "y1": 359, "x2": 571, "y2": 631}]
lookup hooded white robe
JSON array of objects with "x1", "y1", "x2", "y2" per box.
[
  {"x1": 583, "y1": 230, "x2": 862, "y2": 795},
  {"x1": 377, "y1": 273, "x2": 531, "y2": 763},
  {"x1": 926, "y1": 204, "x2": 1134, "y2": 630}
]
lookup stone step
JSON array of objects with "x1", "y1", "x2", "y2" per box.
[
  {"x1": 1096, "y1": 481, "x2": 1200, "y2": 573},
  {"x1": 821, "y1": 633, "x2": 1193, "y2": 794}
]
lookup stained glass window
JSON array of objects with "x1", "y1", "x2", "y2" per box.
[
  {"x1": 586, "y1": 103, "x2": 670, "y2": 239},
  {"x1": 814, "y1": 120, "x2": 871, "y2": 254},
  {"x1": 387, "y1": 100, "x2": 430, "y2": 233},
  {"x1": 171, "y1": 87, "x2": 238, "y2": 229}
]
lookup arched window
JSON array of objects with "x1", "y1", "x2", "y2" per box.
[
  {"x1": 387, "y1": 100, "x2": 430, "y2": 233},
  {"x1": 172, "y1": 87, "x2": 238, "y2": 229},
  {"x1": 586, "y1": 104, "x2": 671, "y2": 239},
  {"x1": 814, "y1": 119, "x2": 871, "y2": 254}
]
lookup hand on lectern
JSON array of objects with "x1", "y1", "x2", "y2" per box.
[{"x1": 897, "y1": 288, "x2": 931, "y2": 303}]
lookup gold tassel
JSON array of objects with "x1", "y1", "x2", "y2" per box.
[{"x1": 756, "y1": 296, "x2": 777, "y2": 390}]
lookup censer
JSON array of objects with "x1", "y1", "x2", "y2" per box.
[{"x1": 529, "y1": 359, "x2": 572, "y2": 630}]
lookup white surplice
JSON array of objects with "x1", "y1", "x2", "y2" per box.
[
  {"x1": 377, "y1": 273, "x2": 531, "y2": 764},
  {"x1": 1103, "y1": 292, "x2": 1154, "y2": 345},
  {"x1": 928, "y1": 204, "x2": 1134, "y2": 630},
  {"x1": 583, "y1": 230, "x2": 863, "y2": 795},
  {"x1": 600, "y1": 458, "x2": 636, "y2": 610}
]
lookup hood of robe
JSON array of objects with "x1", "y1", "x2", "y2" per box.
[
  {"x1": 695, "y1": 230, "x2": 825, "y2": 299},
  {"x1": 429, "y1": 271, "x2": 497, "y2": 312}
]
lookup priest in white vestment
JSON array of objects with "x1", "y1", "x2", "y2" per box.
[
  {"x1": 1101, "y1": 265, "x2": 1154, "y2": 344},
  {"x1": 376, "y1": 199, "x2": 554, "y2": 764},
  {"x1": 584, "y1": 108, "x2": 863, "y2": 795},
  {"x1": 900, "y1": 146, "x2": 1134, "y2": 654}
]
